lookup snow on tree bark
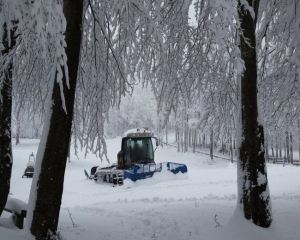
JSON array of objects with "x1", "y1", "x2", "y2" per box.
[
  {"x1": 28, "y1": 1, "x2": 84, "y2": 239},
  {"x1": 0, "y1": 23, "x2": 16, "y2": 216},
  {"x1": 237, "y1": 0, "x2": 272, "y2": 227}
]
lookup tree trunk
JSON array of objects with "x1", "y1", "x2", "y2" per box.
[
  {"x1": 221, "y1": 137, "x2": 224, "y2": 154},
  {"x1": 165, "y1": 122, "x2": 168, "y2": 145},
  {"x1": 176, "y1": 125, "x2": 179, "y2": 152},
  {"x1": 271, "y1": 141, "x2": 275, "y2": 164},
  {"x1": 198, "y1": 133, "x2": 201, "y2": 148},
  {"x1": 275, "y1": 140, "x2": 278, "y2": 162},
  {"x1": 298, "y1": 119, "x2": 300, "y2": 161},
  {"x1": 265, "y1": 142, "x2": 269, "y2": 163},
  {"x1": 29, "y1": 1, "x2": 84, "y2": 239},
  {"x1": 193, "y1": 130, "x2": 196, "y2": 153},
  {"x1": 184, "y1": 123, "x2": 188, "y2": 153},
  {"x1": 0, "y1": 23, "x2": 16, "y2": 216},
  {"x1": 237, "y1": 0, "x2": 272, "y2": 228},
  {"x1": 15, "y1": 101, "x2": 23, "y2": 145},
  {"x1": 230, "y1": 137, "x2": 233, "y2": 163},
  {"x1": 279, "y1": 143, "x2": 282, "y2": 158},
  {"x1": 181, "y1": 129, "x2": 184, "y2": 152},
  {"x1": 210, "y1": 129, "x2": 213, "y2": 161},
  {"x1": 234, "y1": 139, "x2": 236, "y2": 156},
  {"x1": 175, "y1": 125, "x2": 178, "y2": 143},
  {"x1": 15, "y1": 122, "x2": 20, "y2": 145},
  {"x1": 67, "y1": 133, "x2": 71, "y2": 163},
  {"x1": 286, "y1": 131, "x2": 290, "y2": 163},
  {"x1": 290, "y1": 132, "x2": 293, "y2": 164}
]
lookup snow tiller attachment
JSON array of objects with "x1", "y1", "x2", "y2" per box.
[
  {"x1": 86, "y1": 128, "x2": 188, "y2": 185},
  {"x1": 123, "y1": 162, "x2": 187, "y2": 182}
]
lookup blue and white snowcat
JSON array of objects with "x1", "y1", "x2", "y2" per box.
[{"x1": 87, "y1": 128, "x2": 188, "y2": 185}]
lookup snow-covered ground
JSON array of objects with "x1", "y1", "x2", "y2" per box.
[{"x1": 1, "y1": 137, "x2": 300, "y2": 240}]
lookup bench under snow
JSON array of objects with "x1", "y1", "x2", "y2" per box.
[{"x1": 3, "y1": 196, "x2": 27, "y2": 229}]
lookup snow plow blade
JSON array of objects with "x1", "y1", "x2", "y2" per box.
[{"x1": 123, "y1": 162, "x2": 187, "y2": 182}]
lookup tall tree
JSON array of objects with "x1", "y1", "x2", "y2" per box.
[
  {"x1": 0, "y1": 0, "x2": 55, "y2": 216},
  {"x1": 237, "y1": 0, "x2": 272, "y2": 227},
  {"x1": 26, "y1": 0, "x2": 84, "y2": 239},
  {"x1": 0, "y1": 22, "x2": 16, "y2": 215},
  {"x1": 153, "y1": 0, "x2": 273, "y2": 227}
]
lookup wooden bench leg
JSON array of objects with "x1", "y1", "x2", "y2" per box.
[
  {"x1": 10, "y1": 210, "x2": 26, "y2": 229},
  {"x1": 12, "y1": 213, "x2": 24, "y2": 229}
]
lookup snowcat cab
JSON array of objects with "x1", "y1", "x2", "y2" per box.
[{"x1": 117, "y1": 129, "x2": 158, "y2": 169}]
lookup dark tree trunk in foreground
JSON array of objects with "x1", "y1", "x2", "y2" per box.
[
  {"x1": 30, "y1": 1, "x2": 84, "y2": 239},
  {"x1": 0, "y1": 24, "x2": 16, "y2": 216},
  {"x1": 238, "y1": 0, "x2": 272, "y2": 227}
]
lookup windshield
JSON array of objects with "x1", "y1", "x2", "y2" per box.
[{"x1": 124, "y1": 137, "x2": 154, "y2": 165}]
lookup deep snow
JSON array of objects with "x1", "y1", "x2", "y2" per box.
[{"x1": 1, "y1": 137, "x2": 300, "y2": 240}]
